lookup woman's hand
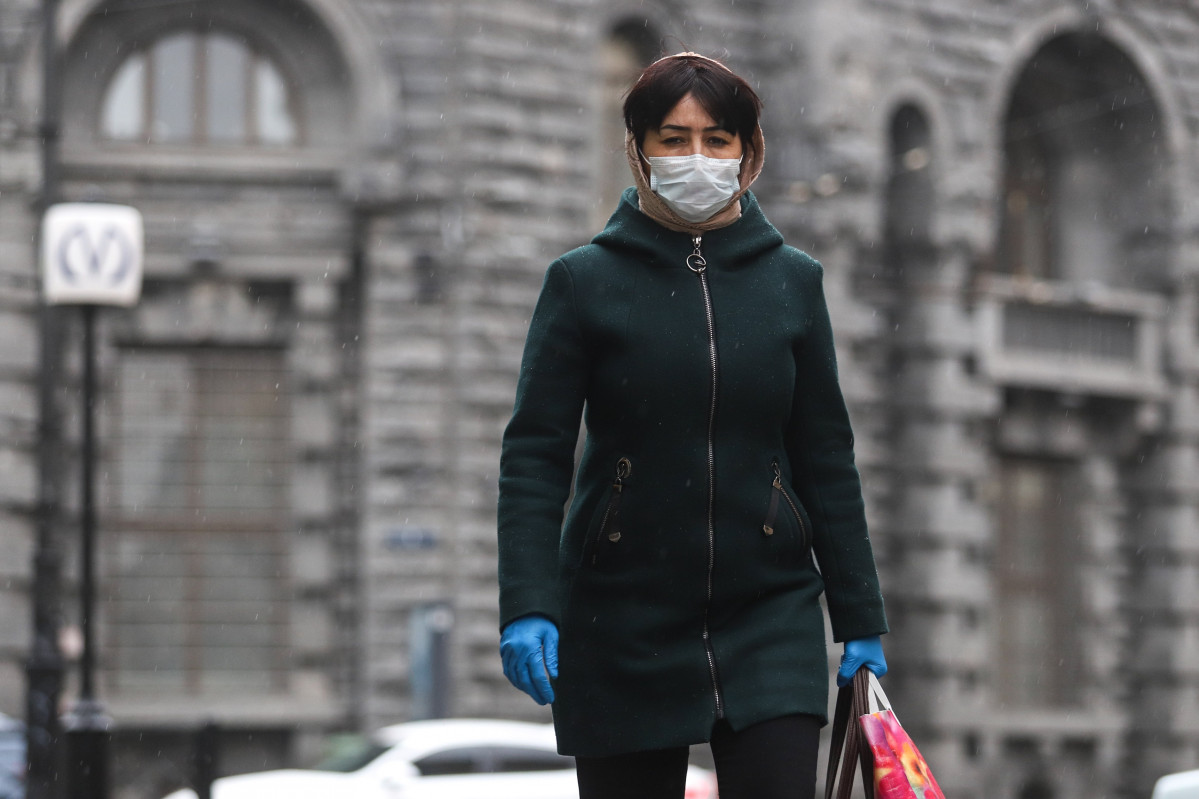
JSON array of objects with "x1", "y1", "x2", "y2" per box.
[
  {"x1": 500, "y1": 614, "x2": 559, "y2": 705},
  {"x1": 837, "y1": 635, "x2": 887, "y2": 687}
]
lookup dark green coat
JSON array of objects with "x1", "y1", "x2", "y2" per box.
[{"x1": 498, "y1": 188, "x2": 887, "y2": 757}]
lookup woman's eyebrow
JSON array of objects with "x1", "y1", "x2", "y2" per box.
[{"x1": 658, "y1": 124, "x2": 726, "y2": 132}]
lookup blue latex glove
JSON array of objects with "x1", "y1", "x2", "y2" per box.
[
  {"x1": 837, "y1": 635, "x2": 887, "y2": 687},
  {"x1": 500, "y1": 614, "x2": 559, "y2": 705}
]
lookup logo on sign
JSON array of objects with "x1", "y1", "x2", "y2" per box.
[
  {"x1": 56, "y1": 225, "x2": 136, "y2": 287},
  {"x1": 42, "y1": 203, "x2": 144, "y2": 306}
]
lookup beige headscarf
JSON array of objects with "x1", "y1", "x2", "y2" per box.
[{"x1": 626, "y1": 52, "x2": 766, "y2": 234}]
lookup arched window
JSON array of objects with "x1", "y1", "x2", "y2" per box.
[
  {"x1": 100, "y1": 30, "x2": 299, "y2": 146},
  {"x1": 997, "y1": 34, "x2": 1169, "y2": 289},
  {"x1": 883, "y1": 104, "x2": 933, "y2": 276},
  {"x1": 593, "y1": 19, "x2": 660, "y2": 229}
]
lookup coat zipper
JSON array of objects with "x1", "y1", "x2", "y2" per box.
[
  {"x1": 765, "y1": 459, "x2": 809, "y2": 551},
  {"x1": 591, "y1": 457, "x2": 631, "y2": 565},
  {"x1": 688, "y1": 234, "x2": 724, "y2": 720}
]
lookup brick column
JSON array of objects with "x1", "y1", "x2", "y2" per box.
[
  {"x1": 1124, "y1": 275, "x2": 1199, "y2": 796},
  {"x1": 886, "y1": 244, "x2": 996, "y2": 798}
]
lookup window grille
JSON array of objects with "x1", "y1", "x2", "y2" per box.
[
  {"x1": 106, "y1": 348, "x2": 290, "y2": 694},
  {"x1": 994, "y1": 457, "x2": 1082, "y2": 708},
  {"x1": 1002, "y1": 303, "x2": 1137, "y2": 362},
  {"x1": 976, "y1": 277, "x2": 1165, "y2": 399}
]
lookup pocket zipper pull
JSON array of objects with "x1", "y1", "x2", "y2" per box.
[
  {"x1": 608, "y1": 459, "x2": 629, "y2": 543},
  {"x1": 763, "y1": 461, "x2": 782, "y2": 536},
  {"x1": 593, "y1": 458, "x2": 631, "y2": 561}
]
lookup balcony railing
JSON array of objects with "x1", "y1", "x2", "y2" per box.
[{"x1": 976, "y1": 276, "x2": 1166, "y2": 399}]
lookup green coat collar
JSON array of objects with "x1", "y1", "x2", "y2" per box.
[{"x1": 591, "y1": 187, "x2": 786, "y2": 269}]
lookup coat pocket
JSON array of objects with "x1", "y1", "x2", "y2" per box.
[
  {"x1": 763, "y1": 458, "x2": 811, "y2": 556},
  {"x1": 584, "y1": 457, "x2": 632, "y2": 569}
]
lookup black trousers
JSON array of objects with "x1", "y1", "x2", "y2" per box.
[{"x1": 575, "y1": 714, "x2": 822, "y2": 799}]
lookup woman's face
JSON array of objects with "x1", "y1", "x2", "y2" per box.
[{"x1": 641, "y1": 93, "x2": 744, "y2": 160}]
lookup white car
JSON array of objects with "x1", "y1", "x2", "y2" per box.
[
  {"x1": 1152, "y1": 769, "x2": 1199, "y2": 799},
  {"x1": 0, "y1": 713, "x2": 23, "y2": 799},
  {"x1": 163, "y1": 718, "x2": 718, "y2": 799}
]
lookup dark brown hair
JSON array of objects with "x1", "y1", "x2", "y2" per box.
[{"x1": 623, "y1": 54, "x2": 763, "y2": 147}]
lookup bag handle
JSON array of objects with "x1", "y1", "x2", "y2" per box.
[
  {"x1": 865, "y1": 670, "x2": 891, "y2": 715},
  {"x1": 823, "y1": 668, "x2": 875, "y2": 799},
  {"x1": 823, "y1": 678, "x2": 853, "y2": 799}
]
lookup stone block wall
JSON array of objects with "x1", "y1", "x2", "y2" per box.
[{"x1": 3, "y1": 1, "x2": 1199, "y2": 797}]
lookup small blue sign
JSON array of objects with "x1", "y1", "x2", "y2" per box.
[{"x1": 384, "y1": 526, "x2": 438, "y2": 551}]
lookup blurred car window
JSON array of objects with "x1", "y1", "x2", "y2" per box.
[
  {"x1": 312, "y1": 740, "x2": 391, "y2": 773},
  {"x1": 488, "y1": 746, "x2": 574, "y2": 773},
  {"x1": 412, "y1": 744, "x2": 575, "y2": 777},
  {"x1": 413, "y1": 747, "x2": 485, "y2": 776}
]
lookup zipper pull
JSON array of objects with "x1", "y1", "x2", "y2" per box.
[
  {"x1": 764, "y1": 459, "x2": 782, "y2": 536},
  {"x1": 616, "y1": 457, "x2": 632, "y2": 481},
  {"x1": 608, "y1": 458, "x2": 632, "y2": 543},
  {"x1": 686, "y1": 235, "x2": 706, "y2": 273}
]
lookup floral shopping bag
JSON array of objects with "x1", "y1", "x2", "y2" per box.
[
  {"x1": 858, "y1": 671, "x2": 945, "y2": 799},
  {"x1": 825, "y1": 669, "x2": 946, "y2": 799}
]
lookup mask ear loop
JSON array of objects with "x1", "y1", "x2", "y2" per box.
[
  {"x1": 637, "y1": 148, "x2": 654, "y2": 188},
  {"x1": 636, "y1": 148, "x2": 652, "y2": 182}
]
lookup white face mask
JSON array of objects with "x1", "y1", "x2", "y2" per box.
[{"x1": 645, "y1": 153, "x2": 743, "y2": 223}]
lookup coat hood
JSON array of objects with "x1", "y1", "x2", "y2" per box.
[{"x1": 591, "y1": 186, "x2": 785, "y2": 270}]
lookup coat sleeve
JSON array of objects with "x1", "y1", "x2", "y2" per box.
[
  {"x1": 786, "y1": 259, "x2": 888, "y2": 643},
  {"x1": 497, "y1": 260, "x2": 588, "y2": 630}
]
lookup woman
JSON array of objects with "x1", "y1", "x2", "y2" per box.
[{"x1": 497, "y1": 52, "x2": 888, "y2": 799}]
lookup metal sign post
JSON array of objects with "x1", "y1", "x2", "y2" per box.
[
  {"x1": 27, "y1": 4, "x2": 64, "y2": 798},
  {"x1": 41, "y1": 202, "x2": 144, "y2": 799}
]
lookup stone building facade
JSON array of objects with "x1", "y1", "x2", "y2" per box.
[{"x1": 1, "y1": 0, "x2": 1198, "y2": 797}]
